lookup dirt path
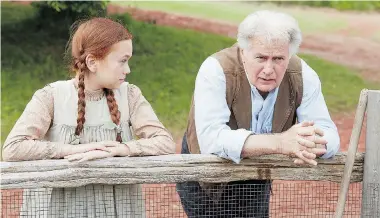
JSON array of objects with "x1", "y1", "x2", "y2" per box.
[{"x1": 108, "y1": 5, "x2": 380, "y2": 84}]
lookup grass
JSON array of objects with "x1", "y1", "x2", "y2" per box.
[
  {"x1": 297, "y1": 54, "x2": 379, "y2": 112},
  {"x1": 115, "y1": 1, "x2": 380, "y2": 42},
  {"x1": 116, "y1": 1, "x2": 348, "y2": 34},
  {"x1": 374, "y1": 30, "x2": 380, "y2": 43},
  {"x1": 1, "y1": 2, "x2": 379, "y2": 154}
]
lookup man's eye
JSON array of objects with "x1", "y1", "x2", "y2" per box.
[{"x1": 121, "y1": 59, "x2": 127, "y2": 63}]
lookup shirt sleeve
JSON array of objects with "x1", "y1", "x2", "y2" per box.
[
  {"x1": 2, "y1": 84, "x2": 71, "y2": 161},
  {"x1": 126, "y1": 84, "x2": 176, "y2": 156},
  {"x1": 296, "y1": 59, "x2": 340, "y2": 159},
  {"x1": 194, "y1": 57, "x2": 253, "y2": 163}
]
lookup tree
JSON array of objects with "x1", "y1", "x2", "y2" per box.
[{"x1": 31, "y1": 1, "x2": 110, "y2": 31}]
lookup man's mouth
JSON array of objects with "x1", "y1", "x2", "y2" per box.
[{"x1": 260, "y1": 78, "x2": 274, "y2": 81}]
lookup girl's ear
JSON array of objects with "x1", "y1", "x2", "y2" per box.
[{"x1": 86, "y1": 54, "x2": 97, "y2": 73}]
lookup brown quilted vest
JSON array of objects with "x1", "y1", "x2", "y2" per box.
[{"x1": 185, "y1": 44, "x2": 303, "y2": 154}]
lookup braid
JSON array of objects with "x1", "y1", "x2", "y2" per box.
[
  {"x1": 75, "y1": 60, "x2": 87, "y2": 136},
  {"x1": 104, "y1": 88, "x2": 122, "y2": 142}
]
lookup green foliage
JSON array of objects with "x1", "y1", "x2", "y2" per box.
[
  {"x1": 30, "y1": 1, "x2": 109, "y2": 35},
  {"x1": 32, "y1": 1, "x2": 109, "y2": 15}
]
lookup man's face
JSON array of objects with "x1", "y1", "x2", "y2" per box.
[{"x1": 241, "y1": 37, "x2": 290, "y2": 93}]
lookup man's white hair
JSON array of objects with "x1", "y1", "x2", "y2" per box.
[{"x1": 237, "y1": 10, "x2": 302, "y2": 56}]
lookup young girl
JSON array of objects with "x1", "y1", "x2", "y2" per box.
[{"x1": 3, "y1": 17, "x2": 176, "y2": 217}]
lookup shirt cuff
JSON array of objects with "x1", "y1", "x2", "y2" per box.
[
  {"x1": 217, "y1": 129, "x2": 253, "y2": 164},
  {"x1": 320, "y1": 130, "x2": 340, "y2": 159}
]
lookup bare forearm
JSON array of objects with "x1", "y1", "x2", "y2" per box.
[{"x1": 241, "y1": 134, "x2": 281, "y2": 158}]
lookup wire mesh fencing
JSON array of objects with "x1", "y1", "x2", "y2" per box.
[{"x1": 1, "y1": 180, "x2": 370, "y2": 218}]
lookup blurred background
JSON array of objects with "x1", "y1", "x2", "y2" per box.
[{"x1": 2, "y1": 0, "x2": 380, "y2": 158}]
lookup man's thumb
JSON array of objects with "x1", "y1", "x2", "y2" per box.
[{"x1": 299, "y1": 120, "x2": 314, "y2": 127}]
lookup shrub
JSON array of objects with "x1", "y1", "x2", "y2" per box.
[{"x1": 31, "y1": 1, "x2": 109, "y2": 32}]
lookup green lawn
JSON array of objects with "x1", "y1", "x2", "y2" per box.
[
  {"x1": 1, "y1": 2, "x2": 378, "y2": 154},
  {"x1": 116, "y1": 1, "x2": 348, "y2": 34},
  {"x1": 116, "y1": 1, "x2": 380, "y2": 43},
  {"x1": 374, "y1": 30, "x2": 380, "y2": 42}
]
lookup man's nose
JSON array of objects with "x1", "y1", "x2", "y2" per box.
[{"x1": 263, "y1": 60, "x2": 274, "y2": 75}]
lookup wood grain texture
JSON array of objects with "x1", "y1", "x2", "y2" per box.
[{"x1": 1, "y1": 153, "x2": 364, "y2": 189}]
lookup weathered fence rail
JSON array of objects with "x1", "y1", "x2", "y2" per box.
[{"x1": 1, "y1": 152, "x2": 364, "y2": 189}]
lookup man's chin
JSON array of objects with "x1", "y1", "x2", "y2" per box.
[{"x1": 256, "y1": 85, "x2": 276, "y2": 93}]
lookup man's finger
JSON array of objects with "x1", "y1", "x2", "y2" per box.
[
  {"x1": 297, "y1": 126, "x2": 316, "y2": 136},
  {"x1": 294, "y1": 158, "x2": 305, "y2": 165},
  {"x1": 306, "y1": 147, "x2": 327, "y2": 156},
  {"x1": 298, "y1": 121, "x2": 314, "y2": 127},
  {"x1": 295, "y1": 151, "x2": 317, "y2": 166},
  {"x1": 298, "y1": 126, "x2": 324, "y2": 137},
  {"x1": 314, "y1": 136, "x2": 328, "y2": 145},
  {"x1": 314, "y1": 127, "x2": 324, "y2": 137},
  {"x1": 316, "y1": 143, "x2": 327, "y2": 148},
  {"x1": 301, "y1": 135, "x2": 327, "y2": 145},
  {"x1": 297, "y1": 136, "x2": 315, "y2": 148},
  {"x1": 302, "y1": 150, "x2": 316, "y2": 159}
]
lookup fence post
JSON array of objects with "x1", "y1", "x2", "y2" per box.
[
  {"x1": 361, "y1": 90, "x2": 380, "y2": 217},
  {"x1": 335, "y1": 90, "x2": 368, "y2": 218}
]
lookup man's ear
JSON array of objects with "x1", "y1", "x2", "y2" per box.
[{"x1": 85, "y1": 54, "x2": 97, "y2": 73}]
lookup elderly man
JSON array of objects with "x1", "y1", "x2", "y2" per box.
[{"x1": 176, "y1": 10, "x2": 340, "y2": 217}]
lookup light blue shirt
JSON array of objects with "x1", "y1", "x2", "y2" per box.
[{"x1": 194, "y1": 56, "x2": 340, "y2": 163}]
